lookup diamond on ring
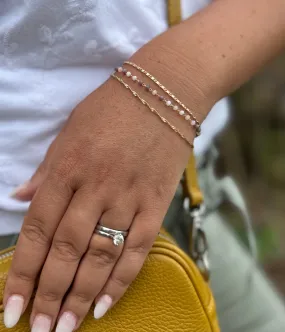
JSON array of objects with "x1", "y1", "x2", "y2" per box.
[
  {"x1": 113, "y1": 233, "x2": 124, "y2": 246},
  {"x1": 94, "y1": 224, "x2": 128, "y2": 246}
]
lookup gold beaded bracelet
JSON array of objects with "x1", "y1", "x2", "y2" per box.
[
  {"x1": 124, "y1": 61, "x2": 201, "y2": 137},
  {"x1": 111, "y1": 74, "x2": 194, "y2": 149}
]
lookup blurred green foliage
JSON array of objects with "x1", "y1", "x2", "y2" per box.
[{"x1": 217, "y1": 52, "x2": 285, "y2": 294}]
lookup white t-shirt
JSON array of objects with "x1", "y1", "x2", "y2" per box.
[{"x1": 0, "y1": 0, "x2": 229, "y2": 235}]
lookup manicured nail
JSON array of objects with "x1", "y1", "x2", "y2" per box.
[
  {"x1": 31, "y1": 314, "x2": 52, "y2": 332},
  {"x1": 9, "y1": 181, "x2": 30, "y2": 198},
  {"x1": 56, "y1": 312, "x2": 77, "y2": 332},
  {"x1": 94, "y1": 295, "x2": 112, "y2": 319},
  {"x1": 4, "y1": 295, "x2": 24, "y2": 328}
]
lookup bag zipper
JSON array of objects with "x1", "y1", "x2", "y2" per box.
[{"x1": 0, "y1": 249, "x2": 14, "y2": 261}]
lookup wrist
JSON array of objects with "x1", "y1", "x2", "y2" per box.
[{"x1": 129, "y1": 41, "x2": 213, "y2": 125}]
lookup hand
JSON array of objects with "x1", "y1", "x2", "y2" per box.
[{"x1": 4, "y1": 76, "x2": 195, "y2": 332}]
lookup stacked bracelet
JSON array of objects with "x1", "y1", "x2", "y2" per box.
[
  {"x1": 115, "y1": 67, "x2": 199, "y2": 134},
  {"x1": 124, "y1": 61, "x2": 201, "y2": 136},
  {"x1": 112, "y1": 61, "x2": 201, "y2": 148},
  {"x1": 112, "y1": 74, "x2": 194, "y2": 149}
]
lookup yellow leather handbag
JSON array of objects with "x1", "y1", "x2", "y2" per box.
[
  {"x1": 0, "y1": 168, "x2": 219, "y2": 332},
  {"x1": 0, "y1": 173, "x2": 219, "y2": 331},
  {"x1": 0, "y1": 1, "x2": 220, "y2": 331},
  {"x1": 0, "y1": 226, "x2": 219, "y2": 332}
]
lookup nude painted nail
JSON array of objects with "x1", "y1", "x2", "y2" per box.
[
  {"x1": 31, "y1": 314, "x2": 52, "y2": 332},
  {"x1": 9, "y1": 181, "x2": 30, "y2": 198},
  {"x1": 94, "y1": 295, "x2": 112, "y2": 319},
  {"x1": 56, "y1": 312, "x2": 77, "y2": 332},
  {"x1": 4, "y1": 295, "x2": 24, "y2": 328}
]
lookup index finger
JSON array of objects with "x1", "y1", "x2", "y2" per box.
[{"x1": 4, "y1": 174, "x2": 73, "y2": 326}]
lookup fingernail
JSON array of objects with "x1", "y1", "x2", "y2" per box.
[
  {"x1": 4, "y1": 295, "x2": 24, "y2": 328},
  {"x1": 94, "y1": 295, "x2": 112, "y2": 319},
  {"x1": 56, "y1": 312, "x2": 77, "y2": 332},
  {"x1": 9, "y1": 181, "x2": 30, "y2": 198},
  {"x1": 31, "y1": 314, "x2": 52, "y2": 332}
]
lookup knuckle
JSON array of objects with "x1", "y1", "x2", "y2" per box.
[
  {"x1": 22, "y1": 219, "x2": 50, "y2": 245},
  {"x1": 110, "y1": 274, "x2": 129, "y2": 289},
  {"x1": 88, "y1": 247, "x2": 118, "y2": 267},
  {"x1": 93, "y1": 163, "x2": 113, "y2": 187},
  {"x1": 153, "y1": 182, "x2": 169, "y2": 201},
  {"x1": 12, "y1": 269, "x2": 34, "y2": 283},
  {"x1": 37, "y1": 290, "x2": 61, "y2": 302},
  {"x1": 52, "y1": 239, "x2": 82, "y2": 262},
  {"x1": 126, "y1": 172, "x2": 138, "y2": 190},
  {"x1": 51, "y1": 161, "x2": 72, "y2": 181},
  {"x1": 72, "y1": 292, "x2": 93, "y2": 304},
  {"x1": 51, "y1": 150, "x2": 78, "y2": 181},
  {"x1": 126, "y1": 240, "x2": 149, "y2": 256}
]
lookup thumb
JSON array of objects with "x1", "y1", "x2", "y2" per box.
[{"x1": 10, "y1": 162, "x2": 47, "y2": 201}]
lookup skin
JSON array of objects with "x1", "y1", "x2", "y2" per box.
[{"x1": 4, "y1": 0, "x2": 285, "y2": 330}]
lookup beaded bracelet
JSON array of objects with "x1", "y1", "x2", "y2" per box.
[
  {"x1": 115, "y1": 66, "x2": 199, "y2": 135},
  {"x1": 112, "y1": 74, "x2": 194, "y2": 149},
  {"x1": 124, "y1": 61, "x2": 201, "y2": 136}
]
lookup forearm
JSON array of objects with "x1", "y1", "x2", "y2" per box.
[{"x1": 131, "y1": 0, "x2": 285, "y2": 121}]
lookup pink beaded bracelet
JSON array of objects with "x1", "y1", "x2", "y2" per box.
[
  {"x1": 115, "y1": 66, "x2": 201, "y2": 137},
  {"x1": 125, "y1": 61, "x2": 201, "y2": 134}
]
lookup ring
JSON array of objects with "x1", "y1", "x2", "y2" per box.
[{"x1": 95, "y1": 225, "x2": 128, "y2": 246}]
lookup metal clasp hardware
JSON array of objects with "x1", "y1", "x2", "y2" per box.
[{"x1": 185, "y1": 202, "x2": 210, "y2": 281}]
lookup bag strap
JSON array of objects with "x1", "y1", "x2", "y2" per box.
[
  {"x1": 167, "y1": 0, "x2": 182, "y2": 26},
  {"x1": 167, "y1": 1, "x2": 210, "y2": 280},
  {"x1": 183, "y1": 155, "x2": 204, "y2": 207},
  {"x1": 167, "y1": 0, "x2": 204, "y2": 208}
]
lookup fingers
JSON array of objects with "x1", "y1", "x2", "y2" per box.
[
  {"x1": 10, "y1": 134, "x2": 60, "y2": 202},
  {"x1": 10, "y1": 162, "x2": 47, "y2": 201},
  {"x1": 95, "y1": 210, "x2": 161, "y2": 319},
  {"x1": 56, "y1": 235, "x2": 123, "y2": 330},
  {"x1": 30, "y1": 188, "x2": 103, "y2": 330},
  {"x1": 6, "y1": 172, "x2": 165, "y2": 332},
  {"x1": 55, "y1": 205, "x2": 135, "y2": 330},
  {"x1": 3, "y1": 174, "x2": 73, "y2": 327}
]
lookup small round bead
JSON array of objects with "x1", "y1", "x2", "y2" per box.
[
  {"x1": 152, "y1": 90, "x2": 157, "y2": 95},
  {"x1": 145, "y1": 84, "x2": 150, "y2": 90},
  {"x1": 117, "y1": 67, "x2": 123, "y2": 72},
  {"x1": 138, "y1": 81, "x2": 143, "y2": 86},
  {"x1": 191, "y1": 120, "x2": 196, "y2": 126},
  {"x1": 122, "y1": 69, "x2": 127, "y2": 74},
  {"x1": 185, "y1": 115, "x2": 191, "y2": 120},
  {"x1": 173, "y1": 105, "x2": 179, "y2": 111},
  {"x1": 132, "y1": 75, "x2": 137, "y2": 81},
  {"x1": 126, "y1": 71, "x2": 131, "y2": 77},
  {"x1": 166, "y1": 100, "x2": 172, "y2": 106},
  {"x1": 159, "y1": 96, "x2": 164, "y2": 101},
  {"x1": 179, "y1": 110, "x2": 185, "y2": 116}
]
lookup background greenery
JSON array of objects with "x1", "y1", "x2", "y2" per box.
[{"x1": 216, "y1": 52, "x2": 285, "y2": 296}]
